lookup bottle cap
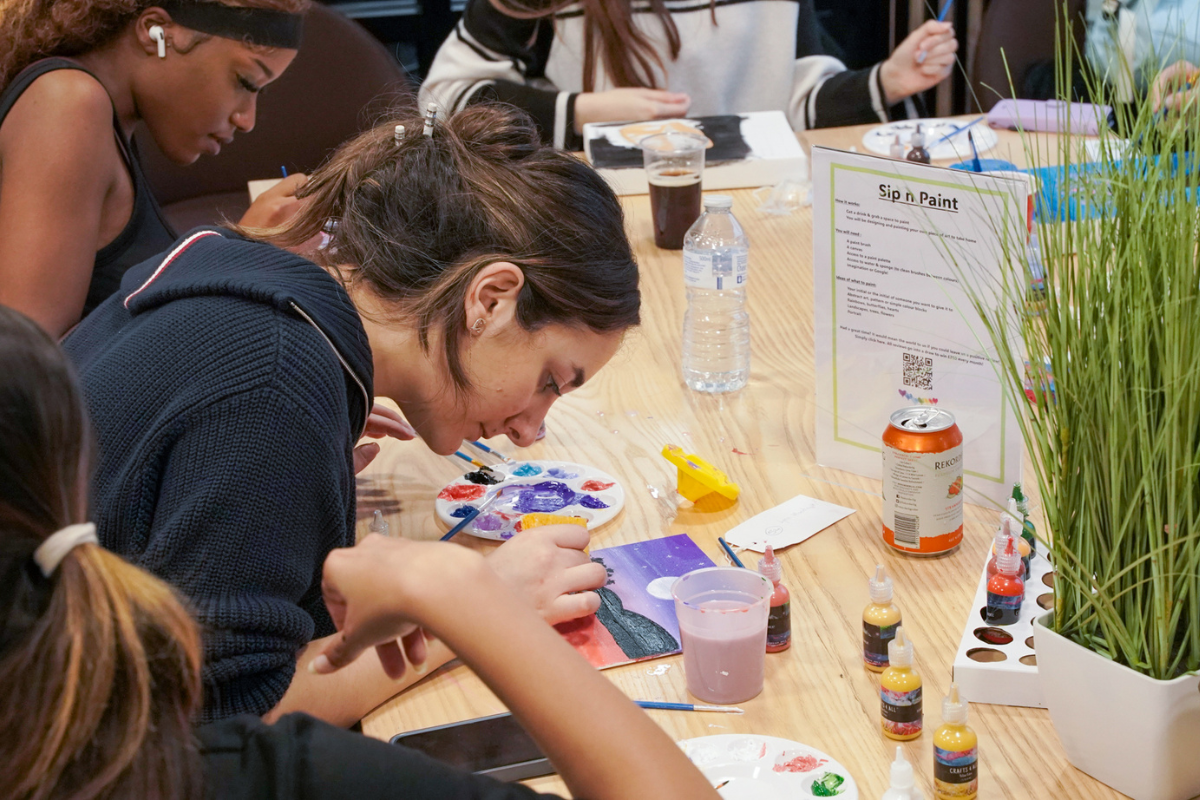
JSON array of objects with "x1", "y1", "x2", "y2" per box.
[
  {"x1": 369, "y1": 510, "x2": 389, "y2": 535},
  {"x1": 869, "y1": 563, "x2": 894, "y2": 604},
  {"x1": 704, "y1": 195, "x2": 733, "y2": 209},
  {"x1": 758, "y1": 544, "x2": 783, "y2": 583},
  {"x1": 910, "y1": 124, "x2": 925, "y2": 147},
  {"x1": 942, "y1": 682, "x2": 968, "y2": 725},
  {"x1": 887, "y1": 625, "x2": 913, "y2": 667},
  {"x1": 889, "y1": 745, "x2": 915, "y2": 789},
  {"x1": 997, "y1": 535, "x2": 1021, "y2": 576}
]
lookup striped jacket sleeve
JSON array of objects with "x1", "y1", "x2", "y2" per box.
[{"x1": 420, "y1": 0, "x2": 580, "y2": 149}]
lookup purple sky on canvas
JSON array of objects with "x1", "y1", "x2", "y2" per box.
[{"x1": 590, "y1": 534, "x2": 715, "y2": 638}]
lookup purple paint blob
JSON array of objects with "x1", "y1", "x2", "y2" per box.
[
  {"x1": 512, "y1": 463, "x2": 543, "y2": 477},
  {"x1": 579, "y1": 495, "x2": 610, "y2": 510},
  {"x1": 511, "y1": 481, "x2": 576, "y2": 513},
  {"x1": 546, "y1": 467, "x2": 578, "y2": 480},
  {"x1": 450, "y1": 505, "x2": 475, "y2": 518},
  {"x1": 473, "y1": 513, "x2": 505, "y2": 532}
]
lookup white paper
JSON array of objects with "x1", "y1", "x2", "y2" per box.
[
  {"x1": 811, "y1": 146, "x2": 1026, "y2": 507},
  {"x1": 723, "y1": 494, "x2": 856, "y2": 553},
  {"x1": 247, "y1": 177, "x2": 283, "y2": 203}
]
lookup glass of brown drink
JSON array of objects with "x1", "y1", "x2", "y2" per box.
[{"x1": 640, "y1": 132, "x2": 706, "y2": 250}]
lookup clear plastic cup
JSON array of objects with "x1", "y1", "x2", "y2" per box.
[
  {"x1": 672, "y1": 566, "x2": 772, "y2": 703},
  {"x1": 641, "y1": 132, "x2": 706, "y2": 249}
]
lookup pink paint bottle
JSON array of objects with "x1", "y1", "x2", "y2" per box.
[{"x1": 757, "y1": 545, "x2": 791, "y2": 653}]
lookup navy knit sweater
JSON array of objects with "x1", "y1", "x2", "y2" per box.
[{"x1": 63, "y1": 229, "x2": 374, "y2": 724}]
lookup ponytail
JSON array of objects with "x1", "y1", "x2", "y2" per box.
[
  {"x1": 248, "y1": 103, "x2": 640, "y2": 393},
  {"x1": 0, "y1": 307, "x2": 204, "y2": 800}
]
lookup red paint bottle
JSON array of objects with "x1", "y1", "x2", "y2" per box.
[
  {"x1": 985, "y1": 536, "x2": 1024, "y2": 626},
  {"x1": 758, "y1": 545, "x2": 791, "y2": 652}
]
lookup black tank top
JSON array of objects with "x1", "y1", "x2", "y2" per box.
[{"x1": 0, "y1": 58, "x2": 177, "y2": 316}]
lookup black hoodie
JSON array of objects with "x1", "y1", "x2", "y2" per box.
[{"x1": 64, "y1": 228, "x2": 374, "y2": 724}]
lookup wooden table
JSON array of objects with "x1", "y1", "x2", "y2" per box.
[{"x1": 358, "y1": 121, "x2": 1122, "y2": 798}]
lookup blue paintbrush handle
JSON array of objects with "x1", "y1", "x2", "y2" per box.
[
  {"x1": 441, "y1": 506, "x2": 481, "y2": 541},
  {"x1": 635, "y1": 701, "x2": 743, "y2": 713},
  {"x1": 718, "y1": 537, "x2": 746, "y2": 568},
  {"x1": 930, "y1": 116, "x2": 984, "y2": 148},
  {"x1": 937, "y1": 0, "x2": 955, "y2": 22}
]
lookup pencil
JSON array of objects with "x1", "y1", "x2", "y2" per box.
[
  {"x1": 635, "y1": 701, "x2": 744, "y2": 713},
  {"x1": 717, "y1": 537, "x2": 745, "y2": 568}
]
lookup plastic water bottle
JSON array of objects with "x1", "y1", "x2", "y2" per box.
[{"x1": 682, "y1": 195, "x2": 750, "y2": 393}]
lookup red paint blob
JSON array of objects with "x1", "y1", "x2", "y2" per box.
[
  {"x1": 732, "y1": 448, "x2": 751, "y2": 455},
  {"x1": 773, "y1": 754, "x2": 827, "y2": 773},
  {"x1": 580, "y1": 479, "x2": 614, "y2": 492},
  {"x1": 438, "y1": 484, "x2": 486, "y2": 502}
]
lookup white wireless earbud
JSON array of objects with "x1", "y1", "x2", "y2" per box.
[{"x1": 149, "y1": 25, "x2": 166, "y2": 59}]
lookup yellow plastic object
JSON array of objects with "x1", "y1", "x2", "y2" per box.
[
  {"x1": 661, "y1": 444, "x2": 740, "y2": 502},
  {"x1": 520, "y1": 513, "x2": 588, "y2": 530}
]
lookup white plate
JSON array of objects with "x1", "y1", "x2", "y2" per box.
[
  {"x1": 678, "y1": 734, "x2": 859, "y2": 799},
  {"x1": 435, "y1": 460, "x2": 625, "y2": 540},
  {"x1": 862, "y1": 118, "x2": 998, "y2": 162}
]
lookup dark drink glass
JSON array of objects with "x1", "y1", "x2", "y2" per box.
[{"x1": 640, "y1": 132, "x2": 706, "y2": 250}]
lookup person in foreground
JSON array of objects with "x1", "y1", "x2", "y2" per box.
[
  {"x1": 420, "y1": 0, "x2": 957, "y2": 149},
  {"x1": 63, "y1": 103, "x2": 635, "y2": 726},
  {"x1": 0, "y1": 0, "x2": 310, "y2": 337},
  {"x1": 0, "y1": 306, "x2": 719, "y2": 800}
]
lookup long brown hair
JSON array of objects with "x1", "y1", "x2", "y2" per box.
[
  {"x1": 494, "y1": 0, "x2": 715, "y2": 91},
  {"x1": 0, "y1": 306, "x2": 204, "y2": 800},
  {"x1": 0, "y1": 0, "x2": 310, "y2": 88},
  {"x1": 254, "y1": 103, "x2": 641, "y2": 391}
]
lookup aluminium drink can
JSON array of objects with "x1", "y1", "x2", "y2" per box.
[{"x1": 882, "y1": 407, "x2": 964, "y2": 556}]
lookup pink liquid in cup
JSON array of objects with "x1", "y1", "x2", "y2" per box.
[{"x1": 673, "y1": 568, "x2": 772, "y2": 704}]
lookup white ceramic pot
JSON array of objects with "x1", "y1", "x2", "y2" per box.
[{"x1": 1034, "y1": 612, "x2": 1200, "y2": 800}]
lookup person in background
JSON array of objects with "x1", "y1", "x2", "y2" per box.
[
  {"x1": 0, "y1": 304, "x2": 720, "y2": 800},
  {"x1": 420, "y1": 0, "x2": 957, "y2": 150},
  {"x1": 0, "y1": 0, "x2": 310, "y2": 337},
  {"x1": 63, "y1": 103, "x2": 637, "y2": 728}
]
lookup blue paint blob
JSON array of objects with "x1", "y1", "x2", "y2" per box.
[
  {"x1": 449, "y1": 505, "x2": 475, "y2": 518},
  {"x1": 546, "y1": 467, "x2": 579, "y2": 479},
  {"x1": 512, "y1": 463, "x2": 543, "y2": 477},
  {"x1": 511, "y1": 481, "x2": 576, "y2": 514},
  {"x1": 579, "y1": 494, "x2": 610, "y2": 510}
]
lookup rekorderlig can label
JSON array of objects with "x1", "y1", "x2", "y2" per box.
[{"x1": 882, "y1": 444, "x2": 963, "y2": 551}]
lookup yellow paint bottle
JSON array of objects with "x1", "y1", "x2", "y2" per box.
[
  {"x1": 881, "y1": 626, "x2": 922, "y2": 741},
  {"x1": 864, "y1": 564, "x2": 902, "y2": 672},
  {"x1": 934, "y1": 683, "x2": 978, "y2": 799}
]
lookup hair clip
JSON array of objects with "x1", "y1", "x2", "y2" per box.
[{"x1": 423, "y1": 103, "x2": 438, "y2": 138}]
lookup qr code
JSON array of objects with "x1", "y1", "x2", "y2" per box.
[{"x1": 903, "y1": 352, "x2": 933, "y2": 390}]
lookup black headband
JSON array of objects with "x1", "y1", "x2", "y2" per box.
[{"x1": 159, "y1": 1, "x2": 304, "y2": 50}]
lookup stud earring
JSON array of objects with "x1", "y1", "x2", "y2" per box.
[{"x1": 471, "y1": 318, "x2": 486, "y2": 335}]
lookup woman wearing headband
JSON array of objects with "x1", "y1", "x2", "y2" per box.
[
  {"x1": 0, "y1": 0, "x2": 308, "y2": 338},
  {"x1": 64, "y1": 103, "x2": 635, "y2": 727},
  {"x1": 0, "y1": 305, "x2": 717, "y2": 800}
]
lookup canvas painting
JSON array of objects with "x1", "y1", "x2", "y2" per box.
[{"x1": 556, "y1": 533, "x2": 715, "y2": 670}]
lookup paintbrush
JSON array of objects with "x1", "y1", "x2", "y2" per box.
[
  {"x1": 929, "y1": 116, "x2": 984, "y2": 149},
  {"x1": 440, "y1": 491, "x2": 500, "y2": 542},
  {"x1": 916, "y1": 0, "x2": 954, "y2": 64},
  {"x1": 466, "y1": 439, "x2": 514, "y2": 464},
  {"x1": 635, "y1": 701, "x2": 744, "y2": 713},
  {"x1": 968, "y1": 129, "x2": 983, "y2": 173},
  {"x1": 717, "y1": 537, "x2": 745, "y2": 568},
  {"x1": 451, "y1": 450, "x2": 505, "y2": 484}
]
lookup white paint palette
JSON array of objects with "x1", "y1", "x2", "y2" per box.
[
  {"x1": 862, "y1": 118, "x2": 999, "y2": 162},
  {"x1": 678, "y1": 734, "x2": 858, "y2": 799},
  {"x1": 435, "y1": 460, "x2": 625, "y2": 541}
]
